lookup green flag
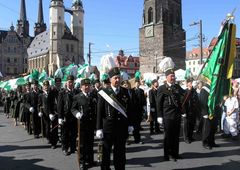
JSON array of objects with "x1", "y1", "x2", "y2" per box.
[{"x1": 200, "y1": 21, "x2": 236, "y2": 118}]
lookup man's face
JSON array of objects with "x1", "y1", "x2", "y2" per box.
[
  {"x1": 67, "y1": 80, "x2": 74, "y2": 89},
  {"x1": 166, "y1": 74, "x2": 175, "y2": 84},
  {"x1": 81, "y1": 84, "x2": 90, "y2": 93},
  {"x1": 187, "y1": 81, "x2": 193, "y2": 89},
  {"x1": 110, "y1": 75, "x2": 120, "y2": 87},
  {"x1": 154, "y1": 81, "x2": 159, "y2": 88},
  {"x1": 55, "y1": 81, "x2": 62, "y2": 88},
  {"x1": 33, "y1": 84, "x2": 38, "y2": 91},
  {"x1": 43, "y1": 84, "x2": 49, "y2": 91}
]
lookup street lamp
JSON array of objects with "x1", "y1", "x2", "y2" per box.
[{"x1": 190, "y1": 20, "x2": 203, "y2": 64}]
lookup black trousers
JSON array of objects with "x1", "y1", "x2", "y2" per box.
[
  {"x1": 43, "y1": 116, "x2": 58, "y2": 146},
  {"x1": 101, "y1": 132, "x2": 127, "y2": 170},
  {"x1": 80, "y1": 130, "x2": 94, "y2": 164},
  {"x1": 61, "y1": 119, "x2": 77, "y2": 152},
  {"x1": 150, "y1": 111, "x2": 160, "y2": 133},
  {"x1": 202, "y1": 117, "x2": 217, "y2": 146},
  {"x1": 133, "y1": 115, "x2": 142, "y2": 142},
  {"x1": 32, "y1": 111, "x2": 41, "y2": 136},
  {"x1": 163, "y1": 118, "x2": 181, "y2": 158},
  {"x1": 183, "y1": 114, "x2": 196, "y2": 141}
]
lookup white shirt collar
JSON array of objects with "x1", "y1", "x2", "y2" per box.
[{"x1": 167, "y1": 81, "x2": 173, "y2": 87}]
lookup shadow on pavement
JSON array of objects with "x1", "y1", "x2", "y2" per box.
[
  {"x1": 0, "y1": 155, "x2": 56, "y2": 170},
  {"x1": 181, "y1": 148, "x2": 240, "y2": 159},
  {"x1": 0, "y1": 145, "x2": 52, "y2": 153},
  {"x1": 127, "y1": 155, "x2": 163, "y2": 167},
  {"x1": 173, "y1": 160, "x2": 240, "y2": 170}
]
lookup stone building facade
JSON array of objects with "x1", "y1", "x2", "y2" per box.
[
  {"x1": 139, "y1": 0, "x2": 186, "y2": 73},
  {"x1": 0, "y1": 0, "x2": 32, "y2": 77},
  {"x1": 28, "y1": 0, "x2": 84, "y2": 76}
]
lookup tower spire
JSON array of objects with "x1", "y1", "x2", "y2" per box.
[
  {"x1": 20, "y1": 0, "x2": 27, "y2": 21},
  {"x1": 17, "y1": 0, "x2": 29, "y2": 36},
  {"x1": 38, "y1": 0, "x2": 44, "y2": 24},
  {"x1": 34, "y1": 0, "x2": 46, "y2": 36}
]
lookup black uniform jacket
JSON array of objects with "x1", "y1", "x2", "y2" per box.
[
  {"x1": 157, "y1": 83, "x2": 185, "y2": 120},
  {"x1": 96, "y1": 86, "x2": 133, "y2": 136},
  {"x1": 57, "y1": 88, "x2": 79, "y2": 121},
  {"x1": 71, "y1": 92, "x2": 96, "y2": 131},
  {"x1": 38, "y1": 90, "x2": 55, "y2": 118}
]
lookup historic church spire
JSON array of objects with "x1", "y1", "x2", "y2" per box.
[
  {"x1": 20, "y1": 0, "x2": 27, "y2": 21},
  {"x1": 16, "y1": 0, "x2": 29, "y2": 36},
  {"x1": 34, "y1": 0, "x2": 46, "y2": 36}
]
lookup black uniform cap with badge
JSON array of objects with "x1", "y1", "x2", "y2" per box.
[
  {"x1": 67, "y1": 75, "x2": 75, "y2": 81},
  {"x1": 81, "y1": 78, "x2": 91, "y2": 86},
  {"x1": 108, "y1": 67, "x2": 120, "y2": 78},
  {"x1": 55, "y1": 77, "x2": 62, "y2": 83}
]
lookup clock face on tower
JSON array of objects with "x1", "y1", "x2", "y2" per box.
[{"x1": 145, "y1": 25, "x2": 154, "y2": 37}]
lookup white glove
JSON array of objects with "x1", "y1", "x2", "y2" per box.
[
  {"x1": 29, "y1": 107, "x2": 34, "y2": 113},
  {"x1": 49, "y1": 114, "x2": 55, "y2": 121},
  {"x1": 58, "y1": 118, "x2": 64, "y2": 125},
  {"x1": 38, "y1": 112, "x2": 43, "y2": 117},
  {"x1": 182, "y1": 114, "x2": 187, "y2": 118},
  {"x1": 76, "y1": 112, "x2": 83, "y2": 119},
  {"x1": 203, "y1": 115, "x2": 209, "y2": 119},
  {"x1": 128, "y1": 126, "x2": 134, "y2": 133},
  {"x1": 96, "y1": 129, "x2": 103, "y2": 139},
  {"x1": 150, "y1": 108, "x2": 155, "y2": 112},
  {"x1": 157, "y1": 117, "x2": 163, "y2": 124}
]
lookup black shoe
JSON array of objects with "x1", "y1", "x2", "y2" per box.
[
  {"x1": 87, "y1": 161, "x2": 97, "y2": 168},
  {"x1": 164, "y1": 156, "x2": 169, "y2": 161},
  {"x1": 34, "y1": 135, "x2": 39, "y2": 139},
  {"x1": 169, "y1": 156, "x2": 177, "y2": 162},
  {"x1": 203, "y1": 145, "x2": 212, "y2": 150},
  {"x1": 211, "y1": 143, "x2": 220, "y2": 147},
  {"x1": 51, "y1": 145, "x2": 57, "y2": 149},
  {"x1": 232, "y1": 136, "x2": 238, "y2": 140},
  {"x1": 134, "y1": 140, "x2": 144, "y2": 144},
  {"x1": 63, "y1": 150, "x2": 70, "y2": 156}
]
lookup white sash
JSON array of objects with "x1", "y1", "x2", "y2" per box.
[{"x1": 98, "y1": 90, "x2": 127, "y2": 118}]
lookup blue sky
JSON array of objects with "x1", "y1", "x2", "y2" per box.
[{"x1": 0, "y1": 0, "x2": 240, "y2": 66}]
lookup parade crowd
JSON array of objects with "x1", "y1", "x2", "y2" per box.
[{"x1": 0, "y1": 66, "x2": 240, "y2": 170}]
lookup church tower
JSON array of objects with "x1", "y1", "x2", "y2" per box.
[
  {"x1": 71, "y1": 0, "x2": 84, "y2": 64},
  {"x1": 16, "y1": 0, "x2": 29, "y2": 36},
  {"x1": 139, "y1": 0, "x2": 186, "y2": 73},
  {"x1": 34, "y1": 0, "x2": 47, "y2": 36},
  {"x1": 49, "y1": 0, "x2": 65, "y2": 75}
]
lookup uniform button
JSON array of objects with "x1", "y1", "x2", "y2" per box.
[
  {"x1": 118, "y1": 118, "x2": 120, "y2": 120},
  {"x1": 118, "y1": 112, "x2": 120, "y2": 114},
  {"x1": 90, "y1": 118, "x2": 92, "y2": 120}
]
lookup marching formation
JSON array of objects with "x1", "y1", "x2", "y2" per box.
[{"x1": 0, "y1": 65, "x2": 240, "y2": 170}]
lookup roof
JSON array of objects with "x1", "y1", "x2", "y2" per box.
[
  {"x1": 0, "y1": 30, "x2": 8, "y2": 43},
  {"x1": 27, "y1": 30, "x2": 50, "y2": 58}
]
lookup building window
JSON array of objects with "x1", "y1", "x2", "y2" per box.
[
  {"x1": 14, "y1": 47, "x2": 16, "y2": 53},
  {"x1": 66, "y1": 44, "x2": 69, "y2": 52},
  {"x1": 14, "y1": 68, "x2": 17, "y2": 74},
  {"x1": 148, "y1": 7, "x2": 153, "y2": 24},
  {"x1": 193, "y1": 68, "x2": 195, "y2": 72},
  {"x1": 7, "y1": 58, "x2": 10, "y2": 63},
  {"x1": 8, "y1": 47, "x2": 10, "y2": 53},
  {"x1": 7, "y1": 67, "x2": 10, "y2": 73},
  {"x1": 14, "y1": 58, "x2": 17, "y2": 63},
  {"x1": 25, "y1": 58, "x2": 28, "y2": 64},
  {"x1": 193, "y1": 61, "x2": 195, "y2": 65},
  {"x1": 189, "y1": 61, "x2": 191, "y2": 65},
  {"x1": 71, "y1": 44, "x2": 74, "y2": 52}
]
